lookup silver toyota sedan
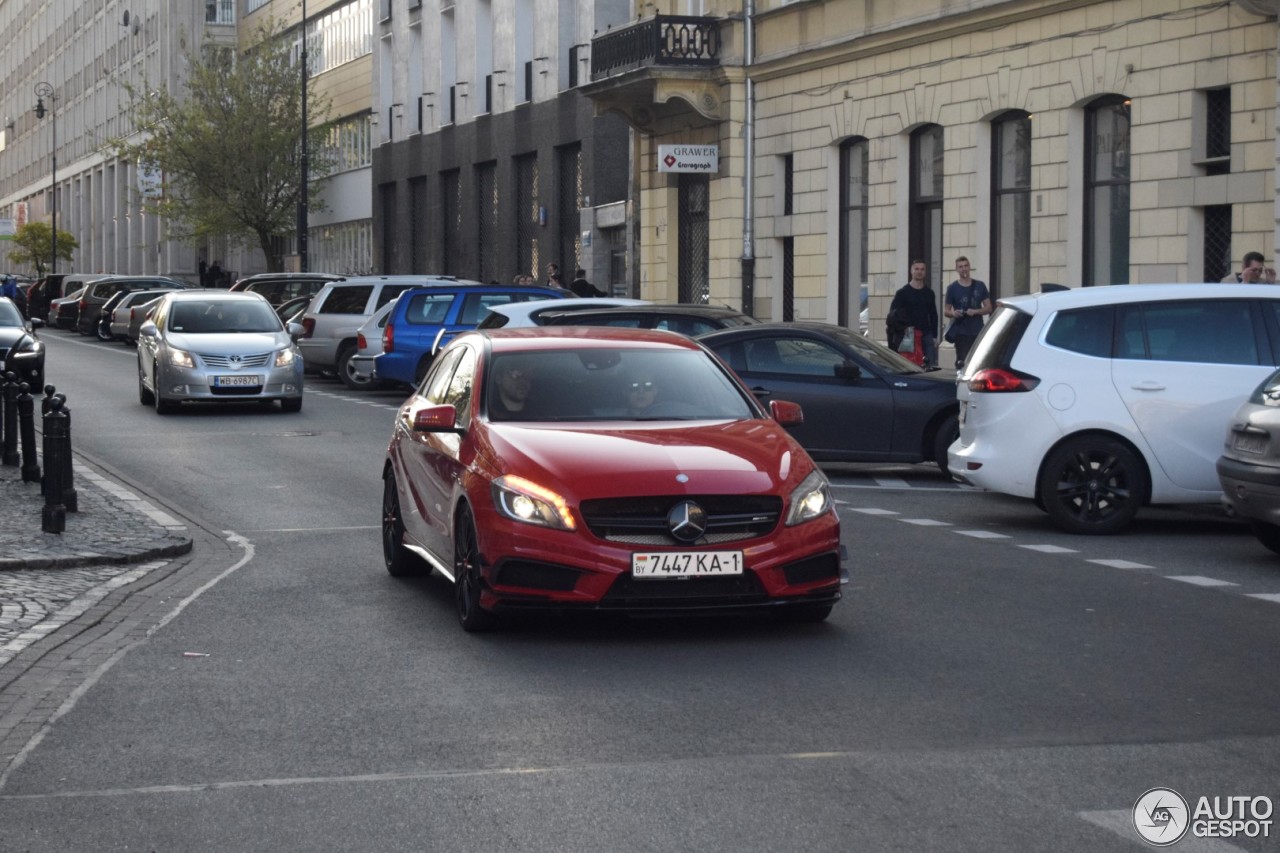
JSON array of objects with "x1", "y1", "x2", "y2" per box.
[{"x1": 136, "y1": 290, "x2": 304, "y2": 414}]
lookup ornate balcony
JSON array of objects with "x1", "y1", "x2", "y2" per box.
[{"x1": 583, "y1": 15, "x2": 729, "y2": 134}]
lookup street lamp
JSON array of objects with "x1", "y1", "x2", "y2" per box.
[
  {"x1": 297, "y1": 0, "x2": 309, "y2": 272},
  {"x1": 33, "y1": 82, "x2": 57, "y2": 276}
]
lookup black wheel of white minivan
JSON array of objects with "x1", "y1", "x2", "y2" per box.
[{"x1": 1037, "y1": 436, "x2": 1147, "y2": 535}]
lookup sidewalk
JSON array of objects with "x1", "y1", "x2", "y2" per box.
[{"x1": 0, "y1": 452, "x2": 192, "y2": 570}]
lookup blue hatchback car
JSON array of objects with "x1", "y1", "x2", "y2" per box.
[{"x1": 372, "y1": 284, "x2": 566, "y2": 386}]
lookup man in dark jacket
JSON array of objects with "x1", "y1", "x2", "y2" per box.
[
  {"x1": 569, "y1": 269, "x2": 604, "y2": 298},
  {"x1": 888, "y1": 260, "x2": 939, "y2": 369}
]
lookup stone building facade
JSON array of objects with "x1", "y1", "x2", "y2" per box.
[{"x1": 587, "y1": 0, "x2": 1279, "y2": 338}]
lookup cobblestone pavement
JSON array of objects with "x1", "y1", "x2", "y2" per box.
[{"x1": 0, "y1": 453, "x2": 193, "y2": 665}]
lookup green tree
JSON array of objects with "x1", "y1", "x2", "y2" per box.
[
  {"x1": 6, "y1": 221, "x2": 78, "y2": 277},
  {"x1": 114, "y1": 20, "x2": 333, "y2": 271}
]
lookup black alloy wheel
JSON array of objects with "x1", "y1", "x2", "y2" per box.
[
  {"x1": 453, "y1": 505, "x2": 496, "y2": 632},
  {"x1": 382, "y1": 471, "x2": 427, "y2": 577},
  {"x1": 1037, "y1": 436, "x2": 1148, "y2": 535},
  {"x1": 96, "y1": 320, "x2": 114, "y2": 342},
  {"x1": 338, "y1": 345, "x2": 374, "y2": 391}
]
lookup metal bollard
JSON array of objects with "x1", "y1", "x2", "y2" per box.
[
  {"x1": 41, "y1": 395, "x2": 68, "y2": 534},
  {"x1": 2, "y1": 371, "x2": 17, "y2": 466},
  {"x1": 18, "y1": 382, "x2": 40, "y2": 483},
  {"x1": 40, "y1": 386, "x2": 55, "y2": 497},
  {"x1": 54, "y1": 393, "x2": 77, "y2": 513}
]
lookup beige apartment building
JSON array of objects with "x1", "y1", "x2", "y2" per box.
[{"x1": 586, "y1": 0, "x2": 1279, "y2": 332}]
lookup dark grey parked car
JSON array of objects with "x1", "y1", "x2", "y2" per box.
[
  {"x1": 76, "y1": 275, "x2": 187, "y2": 336},
  {"x1": 698, "y1": 321, "x2": 960, "y2": 476}
]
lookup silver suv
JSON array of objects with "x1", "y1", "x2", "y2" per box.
[{"x1": 297, "y1": 275, "x2": 461, "y2": 389}]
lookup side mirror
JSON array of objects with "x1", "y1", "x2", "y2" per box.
[
  {"x1": 29, "y1": 318, "x2": 45, "y2": 330},
  {"x1": 769, "y1": 399, "x2": 804, "y2": 425},
  {"x1": 139, "y1": 321, "x2": 159, "y2": 337},
  {"x1": 412, "y1": 404, "x2": 462, "y2": 433},
  {"x1": 834, "y1": 359, "x2": 861, "y2": 382},
  {"x1": 287, "y1": 321, "x2": 304, "y2": 339}
]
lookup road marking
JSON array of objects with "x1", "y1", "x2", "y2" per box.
[
  {"x1": 1168, "y1": 575, "x2": 1238, "y2": 588},
  {"x1": 899, "y1": 518, "x2": 950, "y2": 527},
  {"x1": 1018, "y1": 544, "x2": 1078, "y2": 554},
  {"x1": 872, "y1": 476, "x2": 909, "y2": 488},
  {"x1": 1087, "y1": 559, "x2": 1153, "y2": 570},
  {"x1": 848, "y1": 508, "x2": 899, "y2": 516},
  {"x1": 954, "y1": 530, "x2": 1010, "y2": 539},
  {"x1": 1246, "y1": 593, "x2": 1280, "y2": 604}
]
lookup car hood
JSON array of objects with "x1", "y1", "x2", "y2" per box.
[
  {"x1": 0, "y1": 327, "x2": 34, "y2": 347},
  {"x1": 479, "y1": 418, "x2": 812, "y2": 498},
  {"x1": 164, "y1": 331, "x2": 290, "y2": 353}
]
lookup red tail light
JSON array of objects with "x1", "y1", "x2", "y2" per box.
[
  {"x1": 383, "y1": 323, "x2": 395, "y2": 354},
  {"x1": 968, "y1": 368, "x2": 1040, "y2": 393},
  {"x1": 130, "y1": 307, "x2": 137, "y2": 321},
  {"x1": 357, "y1": 332, "x2": 367, "y2": 350},
  {"x1": 79, "y1": 298, "x2": 87, "y2": 311},
  {"x1": 301, "y1": 317, "x2": 316, "y2": 338}
]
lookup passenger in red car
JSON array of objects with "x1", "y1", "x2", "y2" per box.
[
  {"x1": 625, "y1": 376, "x2": 659, "y2": 416},
  {"x1": 489, "y1": 360, "x2": 538, "y2": 421}
]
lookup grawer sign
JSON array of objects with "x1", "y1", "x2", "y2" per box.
[{"x1": 657, "y1": 145, "x2": 719, "y2": 174}]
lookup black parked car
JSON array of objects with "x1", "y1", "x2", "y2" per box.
[
  {"x1": 697, "y1": 321, "x2": 960, "y2": 476},
  {"x1": 0, "y1": 297, "x2": 45, "y2": 389},
  {"x1": 536, "y1": 303, "x2": 759, "y2": 336}
]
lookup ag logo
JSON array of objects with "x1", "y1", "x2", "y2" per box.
[{"x1": 1133, "y1": 788, "x2": 1190, "y2": 846}]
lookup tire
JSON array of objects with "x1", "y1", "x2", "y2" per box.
[
  {"x1": 774, "y1": 603, "x2": 834, "y2": 624},
  {"x1": 153, "y1": 362, "x2": 177, "y2": 414},
  {"x1": 280, "y1": 396, "x2": 303, "y2": 413},
  {"x1": 454, "y1": 505, "x2": 497, "y2": 632},
  {"x1": 1037, "y1": 436, "x2": 1148, "y2": 535},
  {"x1": 1250, "y1": 520, "x2": 1280, "y2": 556},
  {"x1": 96, "y1": 321, "x2": 114, "y2": 342},
  {"x1": 138, "y1": 361, "x2": 155, "y2": 406},
  {"x1": 382, "y1": 472, "x2": 428, "y2": 577},
  {"x1": 337, "y1": 346, "x2": 374, "y2": 391},
  {"x1": 933, "y1": 412, "x2": 960, "y2": 478}
]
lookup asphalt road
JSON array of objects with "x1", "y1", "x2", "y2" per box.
[{"x1": 1, "y1": 328, "x2": 1277, "y2": 852}]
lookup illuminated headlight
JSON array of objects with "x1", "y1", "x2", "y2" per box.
[
  {"x1": 168, "y1": 348, "x2": 194, "y2": 368},
  {"x1": 274, "y1": 348, "x2": 296, "y2": 368},
  {"x1": 785, "y1": 469, "x2": 832, "y2": 526},
  {"x1": 491, "y1": 475, "x2": 576, "y2": 530}
]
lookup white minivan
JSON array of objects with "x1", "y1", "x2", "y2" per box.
[{"x1": 949, "y1": 283, "x2": 1280, "y2": 534}]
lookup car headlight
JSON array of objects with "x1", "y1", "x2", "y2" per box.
[
  {"x1": 275, "y1": 348, "x2": 296, "y2": 368},
  {"x1": 491, "y1": 475, "x2": 576, "y2": 530},
  {"x1": 785, "y1": 469, "x2": 833, "y2": 526},
  {"x1": 168, "y1": 348, "x2": 194, "y2": 369},
  {"x1": 9, "y1": 338, "x2": 40, "y2": 359}
]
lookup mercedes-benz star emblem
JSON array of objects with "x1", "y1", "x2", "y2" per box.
[{"x1": 667, "y1": 501, "x2": 707, "y2": 543}]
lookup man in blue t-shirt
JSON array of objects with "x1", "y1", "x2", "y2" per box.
[{"x1": 944, "y1": 256, "x2": 992, "y2": 370}]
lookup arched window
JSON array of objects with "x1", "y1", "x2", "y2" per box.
[
  {"x1": 991, "y1": 111, "x2": 1032, "y2": 297},
  {"x1": 910, "y1": 125, "x2": 944, "y2": 294},
  {"x1": 838, "y1": 138, "x2": 869, "y2": 328},
  {"x1": 1085, "y1": 96, "x2": 1130, "y2": 285}
]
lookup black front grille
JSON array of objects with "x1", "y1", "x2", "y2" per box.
[
  {"x1": 782, "y1": 553, "x2": 841, "y2": 586},
  {"x1": 580, "y1": 494, "x2": 782, "y2": 545},
  {"x1": 493, "y1": 560, "x2": 582, "y2": 592},
  {"x1": 602, "y1": 572, "x2": 767, "y2": 609}
]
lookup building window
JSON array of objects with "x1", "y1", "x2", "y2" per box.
[
  {"x1": 782, "y1": 154, "x2": 794, "y2": 217},
  {"x1": 1202, "y1": 87, "x2": 1231, "y2": 176},
  {"x1": 476, "y1": 162, "x2": 498, "y2": 282},
  {"x1": 1085, "y1": 95, "x2": 1130, "y2": 286},
  {"x1": 781, "y1": 236, "x2": 794, "y2": 322},
  {"x1": 516, "y1": 154, "x2": 540, "y2": 279},
  {"x1": 441, "y1": 169, "x2": 461, "y2": 276},
  {"x1": 410, "y1": 177, "x2": 428, "y2": 274},
  {"x1": 991, "y1": 111, "x2": 1032, "y2": 297},
  {"x1": 1204, "y1": 205, "x2": 1232, "y2": 283},
  {"x1": 557, "y1": 144, "x2": 583, "y2": 278},
  {"x1": 838, "y1": 138, "x2": 868, "y2": 328},
  {"x1": 910, "y1": 124, "x2": 944, "y2": 294},
  {"x1": 678, "y1": 174, "x2": 710, "y2": 304}
]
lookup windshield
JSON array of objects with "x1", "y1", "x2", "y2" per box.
[
  {"x1": 0, "y1": 300, "x2": 23, "y2": 326},
  {"x1": 167, "y1": 301, "x2": 283, "y2": 334},
  {"x1": 486, "y1": 348, "x2": 757, "y2": 423},
  {"x1": 821, "y1": 324, "x2": 927, "y2": 375}
]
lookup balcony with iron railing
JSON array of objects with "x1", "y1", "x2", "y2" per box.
[
  {"x1": 590, "y1": 15, "x2": 720, "y2": 80},
  {"x1": 583, "y1": 15, "x2": 727, "y2": 133}
]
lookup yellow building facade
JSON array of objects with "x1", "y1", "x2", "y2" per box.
[{"x1": 588, "y1": 0, "x2": 1278, "y2": 340}]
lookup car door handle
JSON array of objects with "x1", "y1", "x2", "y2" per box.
[
  {"x1": 750, "y1": 386, "x2": 772, "y2": 398},
  {"x1": 1130, "y1": 381, "x2": 1166, "y2": 391}
]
